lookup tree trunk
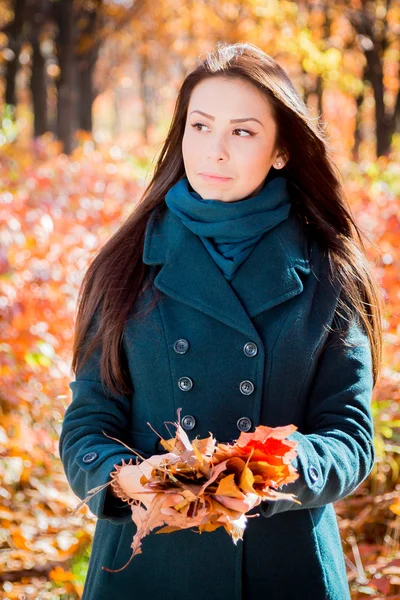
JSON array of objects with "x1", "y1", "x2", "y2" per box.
[
  {"x1": 30, "y1": 37, "x2": 48, "y2": 136},
  {"x1": 353, "y1": 86, "x2": 365, "y2": 162},
  {"x1": 347, "y1": 4, "x2": 394, "y2": 157},
  {"x1": 76, "y1": 2, "x2": 102, "y2": 132},
  {"x1": 54, "y1": 0, "x2": 78, "y2": 154},
  {"x1": 78, "y1": 57, "x2": 96, "y2": 132},
  {"x1": 5, "y1": 54, "x2": 19, "y2": 109},
  {"x1": 138, "y1": 53, "x2": 151, "y2": 144},
  {"x1": 316, "y1": 75, "x2": 323, "y2": 123},
  {"x1": 394, "y1": 80, "x2": 400, "y2": 134},
  {"x1": 4, "y1": 0, "x2": 26, "y2": 113},
  {"x1": 364, "y1": 45, "x2": 392, "y2": 157}
]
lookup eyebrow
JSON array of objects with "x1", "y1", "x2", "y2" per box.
[{"x1": 189, "y1": 110, "x2": 264, "y2": 127}]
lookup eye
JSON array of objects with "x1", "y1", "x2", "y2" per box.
[
  {"x1": 191, "y1": 122, "x2": 208, "y2": 132},
  {"x1": 190, "y1": 122, "x2": 254, "y2": 137},
  {"x1": 233, "y1": 128, "x2": 253, "y2": 137}
]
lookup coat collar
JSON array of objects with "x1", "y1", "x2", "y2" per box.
[{"x1": 142, "y1": 205, "x2": 311, "y2": 340}]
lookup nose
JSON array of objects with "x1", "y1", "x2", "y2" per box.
[{"x1": 206, "y1": 135, "x2": 229, "y2": 161}]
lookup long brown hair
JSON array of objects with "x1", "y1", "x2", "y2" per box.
[{"x1": 71, "y1": 41, "x2": 384, "y2": 397}]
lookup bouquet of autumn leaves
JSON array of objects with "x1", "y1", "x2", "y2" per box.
[{"x1": 75, "y1": 409, "x2": 301, "y2": 573}]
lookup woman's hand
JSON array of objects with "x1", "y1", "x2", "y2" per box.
[
  {"x1": 212, "y1": 492, "x2": 262, "y2": 513},
  {"x1": 111, "y1": 453, "x2": 176, "y2": 510}
]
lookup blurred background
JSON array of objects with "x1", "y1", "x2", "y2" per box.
[{"x1": 0, "y1": 0, "x2": 399, "y2": 598}]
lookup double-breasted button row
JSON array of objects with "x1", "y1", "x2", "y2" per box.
[
  {"x1": 180, "y1": 415, "x2": 253, "y2": 433},
  {"x1": 175, "y1": 337, "x2": 257, "y2": 395},
  {"x1": 174, "y1": 339, "x2": 258, "y2": 357},
  {"x1": 174, "y1": 337, "x2": 257, "y2": 433},
  {"x1": 178, "y1": 376, "x2": 254, "y2": 396}
]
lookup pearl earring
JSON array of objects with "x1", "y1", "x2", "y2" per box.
[{"x1": 276, "y1": 161, "x2": 282, "y2": 168}]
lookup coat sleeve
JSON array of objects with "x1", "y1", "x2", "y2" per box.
[
  {"x1": 261, "y1": 302, "x2": 376, "y2": 519},
  {"x1": 59, "y1": 310, "x2": 150, "y2": 525}
]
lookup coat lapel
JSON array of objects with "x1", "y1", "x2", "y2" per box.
[{"x1": 142, "y1": 205, "x2": 311, "y2": 339}]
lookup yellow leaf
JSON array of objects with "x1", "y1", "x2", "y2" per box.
[
  {"x1": 215, "y1": 473, "x2": 245, "y2": 499},
  {"x1": 159, "y1": 437, "x2": 176, "y2": 452},
  {"x1": 239, "y1": 466, "x2": 256, "y2": 494},
  {"x1": 198, "y1": 520, "x2": 223, "y2": 533},
  {"x1": 389, "y1": 501, "x2": 400, "y2": 516},
  {"x1": 173, "y1": 499, "x2": 190, "y2": 511},
  {"x1": 49, "y1": 566, "x2": 76, "y2": 582},
  {"x1": 155, "y1": 525, "x2": 182, "y2": 534}
]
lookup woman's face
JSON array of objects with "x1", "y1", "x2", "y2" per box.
[{"x1": 182, "y1": 76, "x2": 288, "y2": 203}]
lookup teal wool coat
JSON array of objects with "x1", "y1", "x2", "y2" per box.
[{"x1": 59, "y1": 204, "x2": 375, "y2": 600}]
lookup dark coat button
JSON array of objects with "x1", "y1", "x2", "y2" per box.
[
  {"x1": 309, "y1": 466, "x2": 319, "y2": 481},
  {"x1": 243, "y1": 342, "x2": 258, "y2": 357},
  {"x1": 237, "y1": 417, "x2": 252, "y2": 432},
  {"x1": 239, "y1": 380, "x2": 255, "y2": 395},
  {"x1": 82, "y1": 451, "x2": 98, "y2": 464},
  {"x1": 178, "y1": 376, "x2": 193, "y2": 391},
  {"x1": 182, "y1": 415, "x2": 196, "y2": 430},
  {"x1": 174, "y1": 339, "x2": 190, "y2": 354}
]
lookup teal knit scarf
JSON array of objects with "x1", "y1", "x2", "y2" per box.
[{"x1": 164, "y1": 174, "x2": 292, "y2": 281}]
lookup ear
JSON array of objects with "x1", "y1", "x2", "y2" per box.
[{"x1": 273, "y1": 151, "x2": 289, "y2": 170}]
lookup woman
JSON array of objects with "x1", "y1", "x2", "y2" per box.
[{"x1": 59, "y1": 42, "x2": 383, "y2": 600}]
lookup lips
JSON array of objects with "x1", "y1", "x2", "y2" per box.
[
  {"x1": 200, "y1": 172, "x2": 231, "y2": 177},
  {"x1": 199, "y1": 172, "x2": 232, "y2": 181}
]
